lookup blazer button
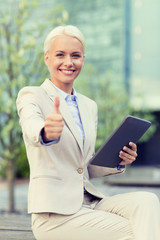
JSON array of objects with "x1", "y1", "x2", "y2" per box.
[
  {"x1": 33, "y1": 136, "x2": 36, "y2": 142},
  {"x1": 77, "y1": 168, "x2": 83, "y2": 174}
]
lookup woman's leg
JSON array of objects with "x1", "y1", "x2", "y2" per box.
[
  {"x1": 95, "y1": 191, "x2": 160, "y2": 240},
  {"x1": 32, "y1": 207, "x2": 134, "y2": 240}
]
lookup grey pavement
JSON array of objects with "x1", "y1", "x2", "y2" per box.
[{"x1": 1, "y1": 166, "x2": 160, "y2": 213}]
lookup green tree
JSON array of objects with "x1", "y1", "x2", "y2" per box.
[{"x1": 0, "y1": 0, "x2": 68, "y2": 212}]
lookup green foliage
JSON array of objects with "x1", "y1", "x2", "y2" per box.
[
  {"x1": 129, "y1": 110, "x2": 157, "y2": 143},
  {"x1": 0, "y1": 0, "x2": 68, "y2": 179}
]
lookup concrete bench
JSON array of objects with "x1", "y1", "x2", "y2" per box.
[{"x1": 0, "y1": 214, "x2": 35, "y2": 240}]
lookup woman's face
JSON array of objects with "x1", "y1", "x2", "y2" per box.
[{"x1": 45, "y1": 34, "x2": 84, "y2": 93}]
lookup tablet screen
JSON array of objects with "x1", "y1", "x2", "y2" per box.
[{"x1": 91, "y1": 115, "x2": 151, "y2": 168}]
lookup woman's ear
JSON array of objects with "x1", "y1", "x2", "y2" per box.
[
  {"x1": 82, "y1": 55, "x2": 85, "y2": 66},
  {"x1": 44, "y1": 52, "x2": 49, "y2": 66}
]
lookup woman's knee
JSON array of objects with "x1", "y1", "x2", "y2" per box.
[
  {"x1": 137, "y1": 192, "x2": 159, "y2": 204},
  {"x1": 132, "y1": 192, "x2": 160, "y2": 212}
]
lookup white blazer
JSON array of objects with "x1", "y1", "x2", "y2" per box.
[{"x1": 16, "y1": 79, "x2": 123, "y2": 214}]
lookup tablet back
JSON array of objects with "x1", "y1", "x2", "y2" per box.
[{"x1": 91, "y1": 115, "x2": 151, "y2": 168}]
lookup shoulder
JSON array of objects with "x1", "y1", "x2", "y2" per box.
[
  {"x1": 16, "y1": 86, "x2": 47, "y2": 112},
  {"x1": 16, "y1": 85, "x2": 48, "y2": 104},
  {"x1": 77, "y1": 92, "x2": 98, "y2": 118},
  {"x1": 77, "y1": 92, "x2": 97, "y2": 108},
  {"x1": 17, "y1": 86, "x2": 44, "y2": 97}
]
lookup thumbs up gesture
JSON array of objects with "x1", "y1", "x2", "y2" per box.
[{"x1": 43, "y1": 96, "x2": 64, "y2": 142}]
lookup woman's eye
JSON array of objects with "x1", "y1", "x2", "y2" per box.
[
  {"x1": 56, "y1": 53, "x2": 64, "y2": 57},
  {"x1": 72, "y1": 54, "x2": 81, "y2": 58}
]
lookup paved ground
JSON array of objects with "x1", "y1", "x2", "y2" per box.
[{"x1": 0, "y1": 166, "x2": 160, "y2": 213}]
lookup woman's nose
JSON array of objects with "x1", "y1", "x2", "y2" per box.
[{"x1": 64, "y1": 56, "x2": 73, "y2": 66}]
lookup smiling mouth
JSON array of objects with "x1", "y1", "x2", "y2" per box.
[{"x1": 59, "y1": 69, "x2": 76, "y2": 74}]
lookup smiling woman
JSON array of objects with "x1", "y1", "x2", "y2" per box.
[
  {"x1": 16, "y1": 25, "x2": 160, "y2": 240},
  {"x1": 44, "y1": 34, "x2": 84, "y2": 94}
]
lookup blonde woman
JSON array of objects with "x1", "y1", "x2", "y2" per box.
[{"x1": 16, "y1": 25, "x2": 160, "y2": 240}]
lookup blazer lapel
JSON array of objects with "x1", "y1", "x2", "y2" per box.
[
  {"x1": 59, "y1": 98, "x2": 83, "y2": 154},
  {"x1": 77, "y1": 94, "x2": 90, "y2": 158},
  {"x1": 41, "y1": 79, "x2": 83, "y2": 154}
]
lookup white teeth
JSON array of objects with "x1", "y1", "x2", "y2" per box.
[{"x1": 61, "y1": 70, "x2": 74, "y2": 73}]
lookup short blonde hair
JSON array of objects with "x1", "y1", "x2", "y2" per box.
[{"x1": 43, "y1": 25, "x2": 86, "y2": 55}]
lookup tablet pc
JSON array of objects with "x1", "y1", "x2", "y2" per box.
[{"x1": 91, "y1": 115, "x2": 151, "y2": 168}]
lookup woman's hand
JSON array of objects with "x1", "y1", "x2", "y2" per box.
[
  {"x1": 43, "y1": 96, "x2": 64, "y2": 141},
  {"x1": 119, "y1": 142, "x2": 137, "y2": 166}
]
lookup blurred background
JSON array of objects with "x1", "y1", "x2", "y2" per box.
[{"x1": 0, "y1": 0, "x2": 160, "y2": 213}]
